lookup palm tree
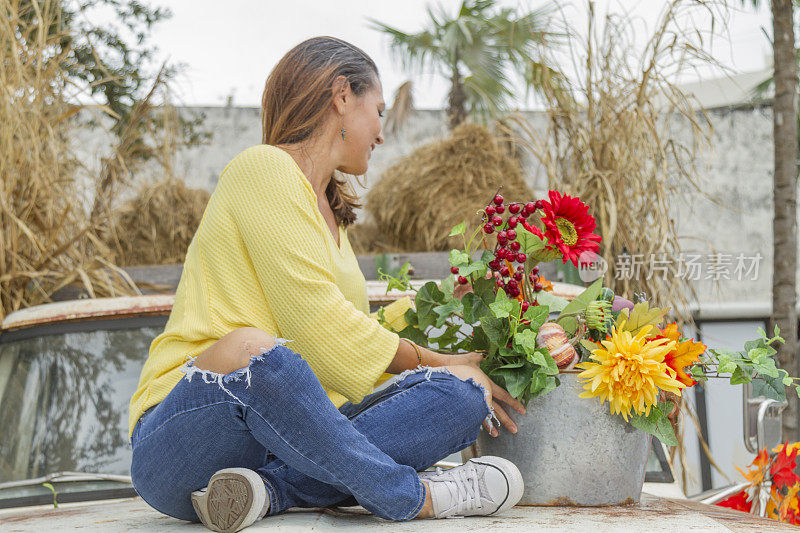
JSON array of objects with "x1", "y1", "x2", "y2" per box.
[
  {"x1": 742, "y1": 0, "x2": 799, "y2": 443},
  {"x1": 370, "y1": 0, "x2": 562, "y2": 130}
]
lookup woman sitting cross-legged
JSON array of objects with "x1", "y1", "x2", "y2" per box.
[{"x1": 128, "y1": 36, "x2": 525, "y2": 533}]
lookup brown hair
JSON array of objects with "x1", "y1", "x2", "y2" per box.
[{"x1": 261, "y1": 36, "x2": 379, "y2": 228}]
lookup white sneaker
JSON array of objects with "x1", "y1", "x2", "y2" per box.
[
  {"x1": 191, "y1": 468, "x2": 270, "y2": 532},
  {"x1": 419, "y1": 456, "x2": 524, "y2": 518}
]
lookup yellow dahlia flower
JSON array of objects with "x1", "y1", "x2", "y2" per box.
[{"x1": 576, "y1": 326, "x2": 684, "y2": 421}]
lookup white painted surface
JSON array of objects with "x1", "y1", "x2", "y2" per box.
[{"x1": 0, "y1": 494, "x2": 743, "y2": 532}]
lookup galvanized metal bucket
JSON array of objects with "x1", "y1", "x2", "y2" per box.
[{"x1": 471, "y1": 371, "x2": 652, "y2": 506}]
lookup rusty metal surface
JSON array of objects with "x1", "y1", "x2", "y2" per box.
[
  {"x1": 1, "y1": 295, "x2": 175, "y2": 331},
  {"x1": 2, "y1": 281, "x2": 581, "y2": 332},
  {"x1": 1, "y1": 493, "x2": 794, "y2": 531}
]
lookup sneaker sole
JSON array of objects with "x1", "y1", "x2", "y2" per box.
[
  {"x1": 470, "y1": 456, "x2": 525, "y2": 515},
  {"x1": 191, "y1": 469, "x2": 265, "y2": 533}
]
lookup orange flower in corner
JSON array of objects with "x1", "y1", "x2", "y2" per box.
[
  {"x1": 651, "y1": 323, "x2": 706, "y2": 387},
  {"x1": 736, "y1": 449, "x2": 770, "y2": 485},
  {"x1": 718, "y1": 443, "x2": 800, "y2": 525}
]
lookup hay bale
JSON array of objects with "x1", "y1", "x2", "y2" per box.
[
  {"x1": 103, "y1": 177, "x2": 210, "y2": 266},
  {"x1": 347, "y1": 221, "x2": 401, "y2": 254},
  {"x1": 366, "y1": 123, "x2": 533, "y2": 252}
]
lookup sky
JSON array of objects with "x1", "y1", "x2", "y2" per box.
[{"x1": 115, "y1": 0, "x2": 775, "y2": 109}]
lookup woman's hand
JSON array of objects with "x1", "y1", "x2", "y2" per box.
[{"x1": 445, "y1": 363, "x2": 526, "y2": 437}]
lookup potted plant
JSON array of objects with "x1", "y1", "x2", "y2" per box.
[{"x1": 377, "y1": 189, "x2": 799, "y2": 506}]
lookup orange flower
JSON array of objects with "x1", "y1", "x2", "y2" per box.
[
  {"x1": 536, "y1": 274, "x2": 554, "y2": 292},
  {"x1": 736, "y1": 449, "x2": 770, "y2": 485},
  {"x1": 651, "y1": 323, "x2": 706, "y2": 387}
]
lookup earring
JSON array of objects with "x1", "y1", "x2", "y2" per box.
[{"x1": 340, "y1": 127, "x2": 346, "y2": 140}]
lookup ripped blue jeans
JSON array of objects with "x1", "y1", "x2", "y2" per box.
[{"x1": 129, "y1": 340, "x2": 495, "y2": 522}]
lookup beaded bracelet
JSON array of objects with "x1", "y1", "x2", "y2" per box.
[{"x1": 401, "y1": 338, "x2": 423, "y2": 365}]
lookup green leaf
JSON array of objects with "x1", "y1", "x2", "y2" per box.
[
  {"x1": 557, "y1": 278, "x2": 604, "y2": 335},
  {"x1": 449, "y1": 221, "x2": 466, "y2": 237},
  {"x1": 628, "y1": 401, "x2": 678, "y2": 446},
  {"x1": 499, "y1": 346, "x2": 520, "y2": 358},
  {"x1": 398, "y1": 325, "x2": 429, "y2": 346},
  {"x1": 462, "y1": 292, "x2": 491, "y2": 324},
  {"x1": 441, "y1": 275, "x2": 455, "y2": 300},
  {"x1": 490, "y1": 289, "x2": 514, "y2": 319},
  {"x1": 528, "y1": 369, "x2": 547, "y2": 396},
  {"x1": 452, "y1": 338, "x2": 474, "y2": 352},
  {"x1": 709, "y1": 347, "x2": 738, "y2": 361},
  {"x1": 497, "y1": 360, "x2": 525, "y2": 369},
  {"x1": 522, "y1": 305, "x2": 549, "y2": 331},
  {"x1": 730, "y1": 366, "x2": 752, "y2": 385},
  {"x1": 796, "y1": 385, "x2": 800, "y2": 399},
  {"x1": 530, "y1": 348, "x2": 559, "y2": 375},
  {"x1": 490, "y1": 364, "x2": 533, "y2": 399},
  {"x1": 533, "y1": 290, "x2": 569, "y2": 313},
  {"x1": 461, "y1": 292, "x2": 478, "y2": 323},
  {"x1": 775, "y1": 324, "x2": 781, "y2": 337},
  {"x1": 404, "y1": 307, "x2": 419, "y2": 327},
  {"x1": 616, "y1": 301, "x2": 668, "y2": 336},
  {"x1": 529, "y1": 372, "x2": 559, "y2": 399},
  {"x1": 471, "y1": 326, "x2": 489, "y2": 352},
  {"x1": 690, "y1": 365, "x2": 708, "y2": 382},
  {"x1": 717, "y1": 352, "x2": 737, "y2": 374},
  {"x1": 753, "y1": 375, "x2": 787, "y2": 402},
  {"x1": 513, "y1": 329, "x2": 538, "y2": 354},
  {"x1": 458, "y1": 260, "x2": 487, "y2": 278},
  {"x1": 432, "y1": 299, "x2": 464, "y2": 328},
  {"x1": 580, "y1": 338, "x2": 601, "y2": 354},
  {"x1": 472, "y1": 276, "x2": 496, "y2": 304},
  {"x1": 753, "y1": 357, "x2": 780, "y2": 379},
  {"x1": 449, "y1": 249, "x2": 470, "y2": 268},
  {"x1": 479, "y1": 315, "x2": 507, "y2": 349},
  {"x1": 747, "y1": 347, "x2": 770, "y2": 363},
  {"x1": 429, "y1": 323, "x2": 461, "y2": 349},
  {"x1": 42, "y1": 482, "x2": 58, "y2": 508},
  {"x1": 539, "y1": 375, "x2": 560, "y2": 398},
  {"x1": 415, "y1": 282, "x2": 445, "y2": 329},
  {"x1": 783, "y1": 375, "x2": 793, "y2": 387},
  {"x1": 516, "y1": 224, "x2": 547, "y2": 255},
  {"x1": 379, "y1": 261, "x2": 412, "y2": 292}
]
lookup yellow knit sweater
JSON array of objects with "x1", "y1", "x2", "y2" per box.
[{"x1": 128, "y1": 144, "x2": 412, "y2": 437}]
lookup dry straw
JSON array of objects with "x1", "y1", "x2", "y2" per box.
[
  {"x1": 503, "y1": 0, "x2": 731, "y2": 331},
  {"x1": 0, "y1": 0, "x2": 140, "y2": 321},
  {"x1": 102, "y1": 176, "x2": 210, "y2": 266},
  {"x1": 0, "y1": 0, "x2": 195, "y2": 321},
  {"x1": 500, "y1": 0, "x2": 731, "y2": 494},
  {"x1": 363, "y1": 123, "x2": 533, "y2": 252}
]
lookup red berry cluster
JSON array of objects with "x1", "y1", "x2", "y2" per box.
[{"x1": 483, "y1": 194, "x2": 545, "y2": 300}]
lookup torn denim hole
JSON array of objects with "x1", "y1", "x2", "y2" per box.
[
  {"x1": 180, "y1": 336, "x2": 292, "y2": 404},
  {"x1": 394, "y1": 364, "x2": 500, "y2": 429}
]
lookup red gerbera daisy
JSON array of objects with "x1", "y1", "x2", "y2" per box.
[{"x1": 538, "y1": 190, "x2": 602, "y2": 268}]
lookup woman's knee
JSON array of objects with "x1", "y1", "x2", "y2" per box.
[
  {"x1": 447, "y1": 373, "x2": 493, "y2": 427},
  {"x1": 192, "y1": 327, "x2": 278, "y2": 375},
  {"x1": 414, "y1": 369, "x2": 492, "y2": 430}
]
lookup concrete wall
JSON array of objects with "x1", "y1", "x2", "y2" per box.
[{"x1": 142, "y1": 105, "x2": 789, "y2": 308}]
